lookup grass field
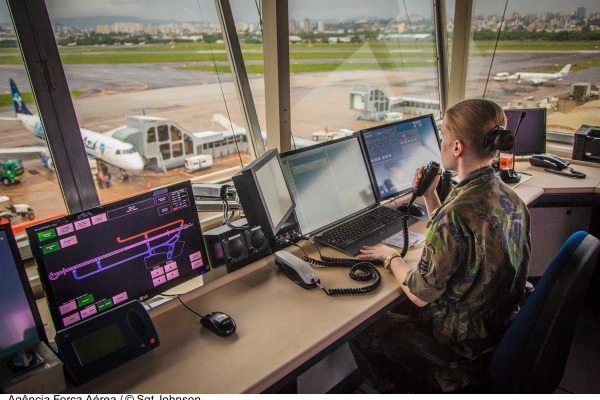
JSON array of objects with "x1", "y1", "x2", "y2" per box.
[
  {"x1": 0, "y1": 41, "x2": 597, "y2": 73},
  {"x1": 0, "y1": 90, "x2": 84, "y2": 107}
]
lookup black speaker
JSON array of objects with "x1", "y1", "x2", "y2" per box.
[{"x1": 203, "y1": 219, "x2": 271, "y2": 273}]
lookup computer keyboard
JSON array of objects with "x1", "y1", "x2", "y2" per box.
[{"x1": 316, "y1": 206, "x2": 408, "y2": 256}]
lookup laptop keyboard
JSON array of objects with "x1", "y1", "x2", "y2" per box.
[{"x1": 316, "y1": 206, "x2": 406, "y2": 251}]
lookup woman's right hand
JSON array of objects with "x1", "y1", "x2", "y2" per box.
[{"x1": 413, "y1": 166, "x2": 441, "y2": 198}]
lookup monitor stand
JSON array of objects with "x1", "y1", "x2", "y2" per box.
[
  {"x1": 5, "y1": 349, "x2": 44, "y2": 374},
  {"x1": 0, "y1": 342, "x2": 66, "y2": 393}
]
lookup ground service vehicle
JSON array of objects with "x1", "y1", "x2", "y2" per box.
[{"x1": 0, "y1": 159, "x2": 25, "y2": 185}]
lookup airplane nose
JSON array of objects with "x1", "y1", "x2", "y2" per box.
[{"x1": 131, "y1": 154, "x2": 145, "y2": 170}]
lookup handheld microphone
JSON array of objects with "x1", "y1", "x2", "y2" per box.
[{"x1": 500, "y1": 111, "x2": 526, "y2": 184}]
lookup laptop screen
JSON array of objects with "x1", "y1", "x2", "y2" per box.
[
  {"x1": 280, "y1": 135, "x2": 376, "y2": 236},
  {"x1": 360, "y1": 114, "x2": 442, "y2": 201}
]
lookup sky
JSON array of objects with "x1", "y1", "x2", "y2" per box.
[{"x1": 2, "y1": 0, "x2": 600, "y2": 25}]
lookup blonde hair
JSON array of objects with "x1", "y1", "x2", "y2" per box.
[{"x1": 445, "y1": 99, "x2": 512, "y2": 160}]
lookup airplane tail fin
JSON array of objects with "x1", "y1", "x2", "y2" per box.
[
  {"x1": 559, "y1": 64, "x2": 571, "y2": 76},
  {"x1": 9, "y1": 79, "x2": 33, "y2": 116}
]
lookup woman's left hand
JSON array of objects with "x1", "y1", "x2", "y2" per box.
[{"x1": 358, "y1": 244, "x2": 398, "y2": 261}]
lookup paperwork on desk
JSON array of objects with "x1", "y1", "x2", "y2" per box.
[{"x1": 383, "y1": 230, "x2": 426, "y2": 249}]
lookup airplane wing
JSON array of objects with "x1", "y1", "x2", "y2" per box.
[
  {"x1": 0, "y1": 146, "x2": 48, "y2": 155},
  {"x1": 0, "y1": 117, "x2": 19, "y2": 122}
]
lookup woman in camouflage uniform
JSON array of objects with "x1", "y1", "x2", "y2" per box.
[{"x1": 352, "y1": 99, "x2": 531, "y2": 392}]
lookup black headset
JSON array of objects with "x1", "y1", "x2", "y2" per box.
[{"x1": 483, "y1": 125, "x2": 513, "y2": 150}]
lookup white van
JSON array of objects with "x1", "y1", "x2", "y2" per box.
[{"x1": 184, "y1": 154, "x2": 213, "y2": 172}]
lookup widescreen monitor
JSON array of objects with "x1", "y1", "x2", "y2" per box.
[
  {"x1": 505, "y1": 108, "x2": 547, "y2": 155},
  {"x1": 26, "y1": 180, "x2": 209, "y2": 331},
  {"x1": 233, "y1": 149, "x2": 295, "y2": 239},
  {"x1": 280, "y1": 135, "x2": 377, "y2": 236},
  {"x1": 0, "y1": 222, "x2": 47, "y2": 360},
  {"x1": 360, "y1": 114, "x2": 442, "y2": 201}
]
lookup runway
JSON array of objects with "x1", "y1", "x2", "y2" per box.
[{"x1": 1, "y1": 48, "x2": 598, "y2": 224}]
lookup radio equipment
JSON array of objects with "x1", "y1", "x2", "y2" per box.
[
  {"x1": 54, "y1": 300, "x2": 159, "y2": 386},
  {"x1": 203, "y1": 219, "x2": 271, "y2": 272}
]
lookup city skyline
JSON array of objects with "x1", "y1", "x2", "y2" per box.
[{"x1": 2, "y1": 1, "x2": 600, "y2": 26}]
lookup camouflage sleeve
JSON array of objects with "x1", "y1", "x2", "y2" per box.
[{"x1": 404, "y1": 216, "x2": 469, "y2": 303}]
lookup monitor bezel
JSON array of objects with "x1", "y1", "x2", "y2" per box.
[
  {"x1": 505, "y1": 107, "x2": 547, "y2": 156},
  {"x1": 359, "y1": 113, "x2": 441, "y2": 202},
  {"x1": 280, "y1": 134, "x2": 380, "y2": 236},
  {"x1": 0, "y1": 222, "x2": 48, "y2": 356},
  {"x1": 26, "y1": 180, "x2": 210, "y2": 331},
  {"x1": 237, "y1": 148, "x2": 296, "y2": 238}
]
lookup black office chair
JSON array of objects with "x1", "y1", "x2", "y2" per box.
[{"x1": 387, "y1": 230, "x2": 600, "y2": 393}]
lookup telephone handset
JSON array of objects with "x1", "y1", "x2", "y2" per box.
[
  {"x1": 397, "y1": 161, "x2": 441, "y2": 258},
  {"x1": 275, "y1": 251, "x2": 382, "y2": 295},
  {"x1": 529, "y1": 154, "x2": 585, "y2": 178},
  {"x1": 413, "y1": 161, "x2": 442, "y2": 198},
  {"x1": 275, "y1": 250, "x2": 320, "y2": 289},
  {"x1": 529, "y1": 154, "x2": 569, "y2": 171}
]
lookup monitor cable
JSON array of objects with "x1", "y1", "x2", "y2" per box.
[
  {"x1": 160, "y1": 293, "x2": 205, "y2": 318},
  {"x1": 220, "y1": 184, "x2": 249, "y2": 230}
]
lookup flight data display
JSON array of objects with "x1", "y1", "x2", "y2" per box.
[
  {"x1": 27, "y1": 180, "x2": 209, "y2": 330},
  {"x1": 361, "y1": 114, "x2": 442, "y2": 200}
]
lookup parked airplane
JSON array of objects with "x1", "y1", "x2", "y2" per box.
[
  {"x1": 493, "y1": 64, "x2": 571, "y2": 85},
  {"x1": 0, "y1": 79, "x2": 145, "y2": 177}
]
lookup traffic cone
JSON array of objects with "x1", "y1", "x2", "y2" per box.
[{"x1": 146, "y1": 181, "x2": 151, "y2": 190}]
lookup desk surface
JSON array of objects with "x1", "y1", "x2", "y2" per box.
[{"x1": 65, "y1": 159, "x2": 600, "y2": 393}]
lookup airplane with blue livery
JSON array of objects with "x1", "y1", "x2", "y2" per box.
[{"x1": 0, "y1": 79, "x2": 145, "y2": 177}]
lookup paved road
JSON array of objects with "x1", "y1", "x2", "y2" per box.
[{"x1": 1, "y1": 49, "x2": 598, "y2": 222}]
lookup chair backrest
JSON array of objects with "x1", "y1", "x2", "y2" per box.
[{"x1": 489, "y1": 231, "x2": 600, "y2": 393}]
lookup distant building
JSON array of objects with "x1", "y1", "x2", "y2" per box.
[
  {"x1": 349, "y1": 83, "x2": 440, "y2": 121},
  {"x1": 302, "y1": 18, "x2": 311, "y2": 33},
  {"x1": 577, "y1": 7, "x2": 586, "y2": 20},
  {"x1": 328, "y1": 36, "x2": 352, "y2": 43}
]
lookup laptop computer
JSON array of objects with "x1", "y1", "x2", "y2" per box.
[{"x1": 280, "y1": 134, "x2": 410, "y2": 256}]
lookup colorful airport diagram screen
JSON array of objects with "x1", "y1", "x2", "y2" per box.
[{"x1": 27, "y1": 180, "x2": 209, "y2": 330}]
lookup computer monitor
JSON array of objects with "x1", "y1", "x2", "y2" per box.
[
  {"x1": 233, "y1": 149, "x2": 296, "y2": 239},
  {"x1": 26, "y1": 180, "x2": 210, "y2": 331},
  {"x1": 0, "y1": 222, "x2": 47, "y2": 360},
  {"x1": 360, "y1": 114, "x2": 442, "y2": 201},
  {"x1": 505, "y1": 108, "x2": 547, "y2": 156},
  {"x1": 280, "y1": 135, "x2": 377, "y2": 236}
]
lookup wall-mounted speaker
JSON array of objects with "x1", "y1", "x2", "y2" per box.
[{"x1": 203, "y1": 219, "x2": 271, "y2": 273}]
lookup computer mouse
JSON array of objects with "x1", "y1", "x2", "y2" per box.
[
  {"x1": 397, "y1": 203, "x2": 427, "y2": 218},
  {"x1": 200, "y1": 311, "x2": 236, "y2": 337}
]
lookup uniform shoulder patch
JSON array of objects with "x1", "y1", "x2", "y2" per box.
[{"x1": 418, "y1": 242, "x2": 435, "y2": 274}]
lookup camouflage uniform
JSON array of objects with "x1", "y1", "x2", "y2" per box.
[{"x1": 351, "y1": 166, "x2": 531, "y2": 392}]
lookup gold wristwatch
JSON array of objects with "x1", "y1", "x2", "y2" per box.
[{"x1": 383, "y1": 252, "x2": 402, "y2": 270}]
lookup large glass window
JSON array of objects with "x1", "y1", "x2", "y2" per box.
[
  {"x1": 465, "y1": 1, "x2": 600, "y2": 137},
  {"x1": 0, "y1": 3, "x2": 67, "y2": 229},
  {"x1": 288, "y1": 1, "x2": 440, "y2": 142},
  {"x1": 3, "y1": 0, "x2": 253, "y2": 228}
]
